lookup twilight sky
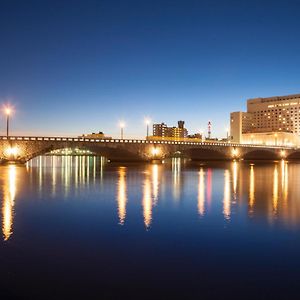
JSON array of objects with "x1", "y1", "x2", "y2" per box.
[{"x1": 1, "y1": 0, "x2": 300, "y2": 138}]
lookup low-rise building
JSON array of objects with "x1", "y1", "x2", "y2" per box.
[
  {"x1": 152, "y1": 121, "x2": 188, "y2": 139},
  {"x1": 80, "y1": 131, "x2": 112, "y2": 139}
]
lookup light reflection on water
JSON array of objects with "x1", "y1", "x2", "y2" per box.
[
  {"x1": 3, "y1": 156, "x2": 300, "y2": 299},
  {"x1": 2, "y1": 165, "x2": 16, "y2": 241},
  {"x1": 2, "y1": 156, "x2": 300, "y2": 241},
  {"x1": 117, "y1": 167, "x2": 127, "y2": 225}
]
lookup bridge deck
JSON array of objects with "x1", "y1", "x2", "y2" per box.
[{"x1": 0, "y1": 136, "x2": 295, "y2": 150}]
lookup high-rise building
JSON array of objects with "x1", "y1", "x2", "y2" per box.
[{"x1": 230, "y1": 93, "x2": 300, "y2": 146}]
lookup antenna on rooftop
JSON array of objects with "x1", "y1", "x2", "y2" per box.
[{"x1": 208, "y1": 121, "x2": 211, "y2": 139}]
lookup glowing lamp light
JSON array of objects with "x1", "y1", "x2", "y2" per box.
[
  {"x1": 232, "y1": 148, "x2": 238, "y2": 158},
  {"x1": 6, "y1": 146, "x2": 18, "y2": 157},
  {"x1": 280, "y1": 150, "x2": 286, "y2": 158},
  {"x1": 5, "y1": 107, "x2": 11, "y2": 115},
  {"x1": 145, "y1": 118, "x2": 151, "y2": 125},
  {"x1": 119, "y1": 121, "x2": 125, "y2": 128},
  {"x1": 151, "y1": 147, "x2": 159, "y2": 156}
]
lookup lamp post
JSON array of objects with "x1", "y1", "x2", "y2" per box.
[
  {"x1": 145, "y1": 118, "x2": 151, "y2": 139},
  {"x1": 5, "y1": 107, "x2": 11, "y2": 137},
  {"x1": 226, "y1": 128, "x2": 229, "y2": 142},
  {"x1": 199, "y1": 130, "x2": 203, "y2": 142},
  {"x1": 119, "y1": 122, "x2": 125, "y2": 139}
]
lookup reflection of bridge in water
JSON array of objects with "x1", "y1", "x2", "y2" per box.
[{"x1": 1, "y1": 136, "x2": 300, "y2": 164}]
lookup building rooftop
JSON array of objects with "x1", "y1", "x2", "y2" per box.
[{"x1": 248, "y1": 93, "x2": 300, "y2": 104}]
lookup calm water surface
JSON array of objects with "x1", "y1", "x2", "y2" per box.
[{"x1": 1, "y1": 156, "x2": 300, "y2": 299}]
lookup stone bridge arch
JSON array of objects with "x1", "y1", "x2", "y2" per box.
[
  {"x1": 241, "y1": 148, "x2": 282, "y2": 160},
  {"x1": 0, "y1": 139, "x2": 173, "y2": 163},
  {"x1": 286, "y1": 150, "x2": 300, "y2": 160},
  {"x1": 181, "y1": 147, "x2": 230, "y2": 160}
]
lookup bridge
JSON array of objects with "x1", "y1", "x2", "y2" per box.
[{"x1": 0, "y1": 135, "x2": 300, "y2": 164}]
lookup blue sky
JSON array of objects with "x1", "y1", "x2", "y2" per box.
[{"x1": 0, "y1": 0, "x2": 300, "y2": 138}]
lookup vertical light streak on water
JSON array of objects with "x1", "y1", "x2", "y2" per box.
[
  {"x1": 143, "y1": 173, "x2": 152, "y2": 229},
  {"x1": 52, "y1": 156, "x2": 57, "y2": 197},
  {"x1": 93, "y1": 156, "x2": 96, "y2": 182},
  {"x1": 79, "y1": 156, "x2": 82, "y2": 184},
  {"x1": 117, "y1": 167, "x2": 127, "y2": 225},
  {"x1": 100, "y1": 157, "x2": 104, "y2": 182},
  {"x1": 172, "y1": 158, "x2": 181, "y2": 201},
  {"x1": 206, "y1": 169, "x2": 212, "y2": 209},
  {"x1": 249, "y1": 165, "x2": 255, "y2": 215},
  {"x1": 232, "y1": 161, "x2": 238, "y2": 195},
  {"x1": 151, "y1": 164, "x2": 159, "y2": 206},
  {"x1": 223, "y1": 169, "x2": 231, "y2": 221},
  {"x1": 281, "y1": 160, "x2": 289, "y2": 206},
  {"x1": 87, "y1": 156, "x2": 90, "y2": 183},
  {"x1": 198, "y1": 168, "x2": 205, "y2": 216},
  {"x1": 284, "y1": 162, "x2": 288, "y2": 204},
  {"x1": 273, "y1": 164, "x2": 279, "y2": 217},
  {"x1": 64, "y1": 156, "x2": 71, "y2": 197},
  {"x1": 39, "y1": 156, "x2": 43, "y2": 193},
  {"x1": 2, "y1": 165, "x2": 16, "y2": 241},
  {"x1": 75, "y1": 156, "x2": 79, "y2": 189},
  {"x1": 82, "y1": 156, "x2": 86, "y2": 183}
]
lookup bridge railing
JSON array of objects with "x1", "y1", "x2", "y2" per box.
[{"x1": 0, "y1": 136, "x2": 295, "y2": 149}]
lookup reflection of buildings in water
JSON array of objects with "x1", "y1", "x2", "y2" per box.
[
  {"x1": 2, "y1": 165, "x2": 16, "y2": 241},
  {"x1": 249, "y1": 165, "x2": 255, "y2": 214},
  {"x1": 172, "y1": 158, "x2": 181, "y2": 200},
  {"x1": 143, "y1": 174, "x2": 152, "y2": 229},
  {"x1": 151, "y1": 164, "x2": 159, "y2": 206},
  {"x1": 206, "y1": 169, "x2": 212, "y2": 209},
  {"x1": 223, "y1": 170, "x2": 231, "y2": 220},
  {"x1": 198, "y1": 168, "x2": 205, "y2": 216},
  {"x1": 117, "y1": 167, "x2": 127, "y2": 225}
]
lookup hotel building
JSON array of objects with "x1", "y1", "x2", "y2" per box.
[{"x1": 230, "y1": 93, "x2": 300, "y2": 146}]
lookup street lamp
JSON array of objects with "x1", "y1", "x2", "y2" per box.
[
  {"x1": 145, "y1": 118, "x2": 151, "y2": 139},
  {"x1": 119, "y1": 122, "x2": 125, "y2": 139},
  {"x1": 199, "y1": 129, "x2": 203, "y2": 141},
  {"x1": 226, "y1": 127, "x2": 229, "y2": 142},
  {"x1": 4, "y1": 107, "x2": 12, "y2": 137}
]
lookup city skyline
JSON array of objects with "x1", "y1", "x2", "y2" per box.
[{"x1": 1, "y1": 0, "x2": 300, "y2": 138}]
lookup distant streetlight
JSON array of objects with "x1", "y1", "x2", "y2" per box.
[
  {"x1": 119, "y1": 122, "x2": 125, "y2": 139},
  {"x1": 4, "y1": 107, "x2": 12, "y2": 137},
  {"x1": 145, "y1": 118, "x2": 151, "y2": 139}
]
